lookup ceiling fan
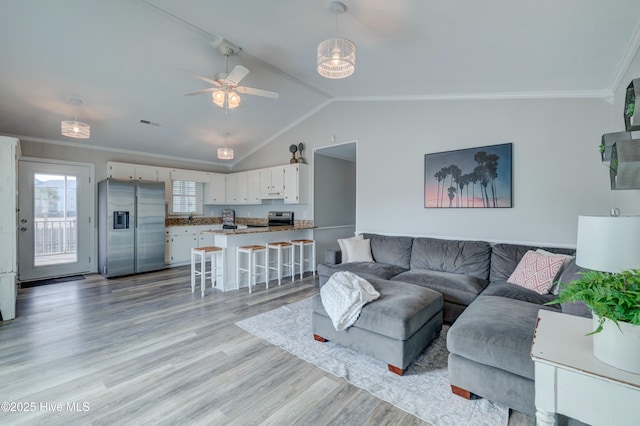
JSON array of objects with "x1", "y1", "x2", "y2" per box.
[{"x1": 184, "y1": 39, "x2": 279, "y2": 109}]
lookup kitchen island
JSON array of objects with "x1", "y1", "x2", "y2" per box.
[{"x1": 201, "y1": 225, "x2": 314, "y2": 291}]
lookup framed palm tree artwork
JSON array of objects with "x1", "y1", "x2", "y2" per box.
[{"x1": 424, "y1": 143, "x2": 512, "y2": 208}]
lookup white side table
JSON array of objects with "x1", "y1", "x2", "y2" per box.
[{"x1": 530, "y1": 310, "x2": 640, "y2": 426}]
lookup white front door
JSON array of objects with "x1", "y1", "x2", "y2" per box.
[{"x1": 18, "y1": 160, "x2": 92, "y2": 281}]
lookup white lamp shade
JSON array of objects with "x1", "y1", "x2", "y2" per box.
[
  {"x1": 212, "y1": 89, "x2": 241, "y2": 109},
  {"x1": 317, "y1": 38, "x2": 356, "y2": 79},
  {"x1": 576, "y1": 215, "x2": 640, "y2": 272},
  {"x1": 217, "y1": 147, "x2": 234, "y2": 160},
  {"x1": 61, "y1": 120, "x2": 90, "y2": 139}
]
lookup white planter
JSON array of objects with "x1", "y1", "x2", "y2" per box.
[{"x1": 592, "y1": 316, "x2": 640, "y2": 374}]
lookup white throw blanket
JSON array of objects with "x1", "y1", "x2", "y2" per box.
[{"x1": 320, "y1": 271, "x2": 380, "y2": 331}]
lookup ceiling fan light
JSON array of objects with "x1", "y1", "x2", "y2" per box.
[
  {"x1": 228, "y1": 91, "x2": 241, "y2": 108},
  {"x1": 217, "y1": 147, "x2": 234, "y2": 160},
  {"x1": 317, "y1": 38, "x2": 356, "y2": 79},
  {"x1": 212, "y1": 90, "x2": 225, "y2": 107},
  {"x1": 61, "y1": 120, "x2": 90, "y2": 139}
]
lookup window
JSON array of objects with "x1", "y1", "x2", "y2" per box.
[{"x1": 171, "y1": 180, "x2": 203, "y2": 215}]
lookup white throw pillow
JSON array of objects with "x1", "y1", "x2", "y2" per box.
[
  {"x1": 337, "y1": 234, "x2": 364, "y2": 263},
  {"x1": 343, "y1": 238, "x2": 374, "y2": 263},
  {"x1": 535, "y1": 249, "x2": 575, "y2": 294}
]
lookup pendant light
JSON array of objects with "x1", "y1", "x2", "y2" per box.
[
  {"x1": 317, "y1": 1, "x2": 356, "y2": 79},
  {"x1": 218, "y1": 132, "x2": 234, "y2": 160},
  {"x1": 61, "y1": 97, "x2": 90, "y2": 139}
]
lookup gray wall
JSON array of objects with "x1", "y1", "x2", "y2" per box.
[
  {"x1": 236, "y1": 96, "x2": 623, "y2": 247},
  {"x1": 313, "y1": 153, "x2": 356, "y2": 228}
]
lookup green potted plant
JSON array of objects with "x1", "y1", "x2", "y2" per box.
[{"x1": 548, "y1": 269, "x2": 640, "y2": 373}]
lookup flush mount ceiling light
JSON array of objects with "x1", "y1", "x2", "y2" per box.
[
  {"x1": 218, "y1": 132, "x2": 234, "y2": 160},
  {"x1": 317, "y1": 1, "x2": 356, "y2": 79},
  {"x1": 61, "y1": 97, "x2": 90, "y2": 139}
]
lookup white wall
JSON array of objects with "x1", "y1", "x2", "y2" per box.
[
  {"x1": 236, "y1": 97, "x2": 617, "y2": 247},
  {"x1": 612, "y1": 46, "x2": 640, "y2": 214}
]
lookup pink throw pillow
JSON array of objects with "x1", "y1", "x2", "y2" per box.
[{"x1": 507, "y1": 250, "x2": 565, "y2": 295}]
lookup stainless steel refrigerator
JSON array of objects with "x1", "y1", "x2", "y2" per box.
[{"x1": 98, "y1": 179, "x2": 166, "y2": 277}]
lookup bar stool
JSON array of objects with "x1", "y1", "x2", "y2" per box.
[
  {"x1": 266, "y1": 241, "x2": 295, "y2": 286},
  {"x1": 291, "y1": 239, "x2": 316, "y2": 280},
  {"x1": 191, "y1": 246, "x2": 226, "y2": 297},
  {"x1": 236, "y1": 245, "x2": 267, "y2": 294}
]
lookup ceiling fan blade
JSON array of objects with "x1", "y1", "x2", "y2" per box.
[
  {"x1": 236, "y1": 86, "x2": 280, "y2": 99},
  {"x1": 225, "y1": 65, "x2": 249, "y2": 85},
  {"x1": 184, "y1": 88, "x2": 217, "y2": 96},
  {"x1": 178, "y1": 68, "x2": 221, "y2": 87}
]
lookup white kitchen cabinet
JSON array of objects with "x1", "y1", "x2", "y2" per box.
[
  {"x1": 134, "y1": 165, "x2": 158, "y2": 181},
  {"x1": 225, "y1": 172, "x2": 248, "y2": 204},
  {"x1": 197, "y1": 225, "x2": 220, "y2": 247},
  {"x1": 0, "y1": 137, "x2": 19, "y2": 320},
  {"x1": 260, "y1": 166, "x2": 285, "y2": 199},
  {"x1": 107, "y1": 161, "x2": 135, "y2": 180},
  {"x1": 283, "y1": 163, "x2": 309, "y2": 204},
  {"x1": 204, "y1": 173, "x2": 226, "y2": 205},
  {"x1": 107, "y1": 162, "x2": 158, "y2": 182},
  {"x1": 156, "y1": 167, "x2": 173, "y2": 204},
  {"x1": 247, "y1": 170, "x2": 262, "y2": 204},
  {"x1": 169, "y1": 226, "x2": 198, "y2": 264}
]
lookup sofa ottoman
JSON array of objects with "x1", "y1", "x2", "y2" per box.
[
  {"x1": 447, "y1": 294, "x2": 558, "y2": 415},
  {"x1": 312, "y1": 277, "x2": 443, "y2": 375}
]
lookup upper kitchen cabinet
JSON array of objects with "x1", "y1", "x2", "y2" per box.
[
  {"x1": 225, "y1": 172, "x2": 247, "y2": 204},
  {"x1": 283, "y1": 164, "x2": 309, "y2": 204},
  {"x1": 247, "y1": 170, "x2": 261, "y2": 204},
  {"x1": 107, "y1": 162, "x2": 157, "y2": 181},
  {"x1": 260, "y1": 166, "x2": 285, "y2": 199},
  {"x1": 107, "y1": 161, "x2": 135, "y2": 180},
  {"x1": 134, "y1": 165, "x2": 158, "y2": 181},
  {"x1": 204, "y1": 173, "x2": 226, "y2": 205},
  {"x1": 156, "y1": 168, "x2": 173, "y2": 204}
]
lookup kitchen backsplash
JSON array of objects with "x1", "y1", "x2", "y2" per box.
[{"x1": 166, "y1": 217, "x2": 313, "y2": 227}]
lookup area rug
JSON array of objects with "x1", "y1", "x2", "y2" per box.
[{"x1": 235, "y1": 297, "x2": 508, "y2": 426}]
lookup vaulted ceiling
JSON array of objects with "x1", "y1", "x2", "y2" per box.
[{"x1": 1, "y1": 0, "x2": 639, "y2": 166}]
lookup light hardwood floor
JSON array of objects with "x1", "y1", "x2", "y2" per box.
[{"x1": 1, "y1": 267, "x2": 533, "y2": 425}]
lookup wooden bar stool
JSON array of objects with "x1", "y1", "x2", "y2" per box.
[
  {"x1": 266, "y1": 241, "x2": 295, "y2": 285},
  {"x1": 191, "y1": 246, "x2": 226, "y2": 297},
  {"x1": 291, "y1": 239, "x2": 316, "y2": 280},
  {"x1": 236, "y1": 245, "x2": 267, "y2": 294}
]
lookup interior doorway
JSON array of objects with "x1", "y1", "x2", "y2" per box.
[
  {"x1": 18, "y1": 159, "x2": 94, "y2": 282},
  {"x1": 313, "y1": 141, "x2": 357, "y2": 262}
]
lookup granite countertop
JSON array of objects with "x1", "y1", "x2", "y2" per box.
[{"x1": 200, "y1": 224, "x2": 315, "y2": 236}]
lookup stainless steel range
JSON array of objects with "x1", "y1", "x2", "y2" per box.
[{"x1": 268, "y1": 211, "x2": 294, "y2": 226}]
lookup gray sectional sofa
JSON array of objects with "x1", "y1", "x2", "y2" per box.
[{"x1": 317, "y1": 233, "x2": 585, "y2": 417}]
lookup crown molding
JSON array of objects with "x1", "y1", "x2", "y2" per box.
[
  {"x1": 333, "y1": 90, "x2": 613, "y2": 103},
  {"x1": 3, "y1": 133, "x2": 232, "y2": 170}
]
